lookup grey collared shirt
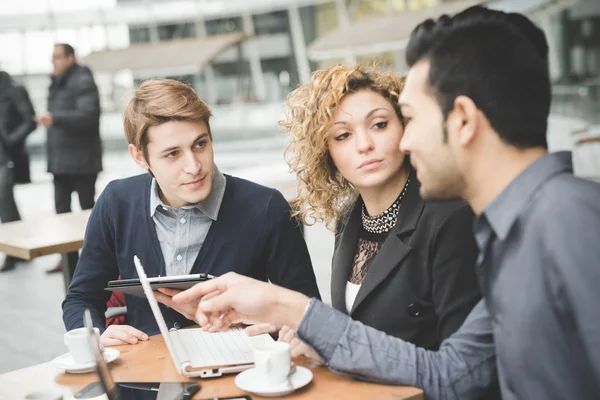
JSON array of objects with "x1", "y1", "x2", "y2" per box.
[
  {"x1": 296, "y1": 152, "x2": 600, "y2": 400},
  {"x1": 150, "y1": 165, "x2": 226, "y2": 276},
  {"x1": 472, "y1": 151, "x2": 600, "y2": 399}
]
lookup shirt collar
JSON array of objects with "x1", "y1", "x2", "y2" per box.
[
  {"x1": 477, "y1": 151, "x2": 573, "y2": 241},
  {"x1": 149, "y1": 164, "x2": 227, "y2": 221}
]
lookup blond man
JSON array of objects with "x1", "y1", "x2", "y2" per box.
[{"x1": 62, "y1": 80, "x2": 320, "y2": 346}]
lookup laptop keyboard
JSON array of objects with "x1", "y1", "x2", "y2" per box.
[{"x1": 176, "y1": 327, "x2": 254, "y2": 367}]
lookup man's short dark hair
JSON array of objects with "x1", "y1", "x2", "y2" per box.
[
  {"x1": 406, "y1": 6, "x2": 550, "y2": 149},
  {"x1": 56, "y1": 43, "x2": 76, "y2": 58}
]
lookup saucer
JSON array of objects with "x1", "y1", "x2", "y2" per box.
[
  {"x1": 51, "y1": 348, "x2": 120, "y2": 374},
  {"x1": 235, "y1": 366, "x2": 313, "y2": 397}
]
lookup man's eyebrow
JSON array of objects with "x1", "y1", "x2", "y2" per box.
[{"x1": 159, "y1": 133, "x2": 209, "y2": 154}]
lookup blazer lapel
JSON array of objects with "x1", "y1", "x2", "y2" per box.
[
  {"x1": 350, "y1": 174, "x2": 425, "y2": 314},
  {"x1": 330, "y1": 204, "x2": 361, "y2": 312}
]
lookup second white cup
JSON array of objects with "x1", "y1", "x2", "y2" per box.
[
  {"x1": 252, "y1": 342, "x2": 292, "y2": 385},
  {"x1": 64, "y1": 327, "x2": 100, "y2": 365}
]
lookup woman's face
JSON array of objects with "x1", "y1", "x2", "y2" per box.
[{"x1": 328, "y1": 89, "x2": 406, "y2": 192}]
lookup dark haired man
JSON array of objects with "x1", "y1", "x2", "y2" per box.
[
  {"x1": 34, "y1": 43, "x2": 103, "y2": 274},
  {"x1": 173, "y1": 6, "x2": 600, "y2": 400}
]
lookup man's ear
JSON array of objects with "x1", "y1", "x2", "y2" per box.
[
  {"x1": 448, "y1": 95, "x2": 480, "y2": 147},
  {"x1": 128, "y1": 144, "x2": 150, "y2": 171}
]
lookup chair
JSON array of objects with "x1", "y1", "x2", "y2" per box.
[{"x1": 105, "y1": 278, "x2": 128, "y2": 327}]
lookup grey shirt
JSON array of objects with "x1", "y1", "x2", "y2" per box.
[
  {"x1": 297, "y1": 152, "x2": 600, "y2": 400},
  {"x1": 150, "y1": 165, "x2": 226, "y2": 276}
]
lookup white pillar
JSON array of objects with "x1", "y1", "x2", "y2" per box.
[
  {"x1": 288, "y1": 5, "x2": 311, "y2": 84},
  {"x1": 149, "y1": 25, "x2": 159, "y2": 42},
  {"x1": 393, "y1": 50, "x2": 406, "y2": 73},
  {"x1": 242, "y1": 13, "x2": 266, "y2": 101},
  {"x1": 195, "y1": 21, "x2": 218, "y2": 105},
  {"x1": 540, "y1": 13, "x2": 562, "y2": 82},
  {"x1": 20, "y1": 31, "x2": 28, "y2": 75},
  {"x1": 385, "y1": 0, "x2": 394, "y2": 14},
  {"x1": 335, "y1": 0, "x2": 357, "y2": 65}
]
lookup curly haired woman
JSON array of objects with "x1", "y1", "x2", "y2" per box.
[{"x1": 268, "y1": 65, "x2": 483, "y2": 359}]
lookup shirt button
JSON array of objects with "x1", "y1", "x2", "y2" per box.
[
  {"x1": 162, "y1": 206, "x2": 168, "y2": 211},
  {"x1": 174, "y1": 322, "x2": 181, "y2": 329},
  {"x1": 176, "y1": 254, "x2": 182, "y2": 261},
  {"x1": 180, "y1": 217, "x2": 186, "y2": 224}
]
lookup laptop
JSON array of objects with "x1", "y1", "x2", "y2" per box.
[
  {"x1": 133, "y1": 255, "x2": 274, "y2": 378},
  {"x1": 82, "y1": 309, "x2": 201, "y2": 400}
]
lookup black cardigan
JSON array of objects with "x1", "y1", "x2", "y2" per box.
[{"x1": 63, "y1": 173, "x2": 320, "y2": 334}]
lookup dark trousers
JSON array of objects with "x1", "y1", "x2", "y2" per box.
[
  {"x1": 54, "y1": 173, "x2": 97, "y2": 286},
  {"x1": 0, "y1": 165, "x2": 20, "y2": 223},
  {"x1": 54, "y1": 174, "x2": 97, "y2": 214},
  {"x1": 0, "y1": 165, "x2": 22, "y2": 262}
]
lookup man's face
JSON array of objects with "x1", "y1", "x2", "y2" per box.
[
  {"x1": 52, "y1": 45, "x2": 75, "y2": 77},
  {"x1": 399, "y1": 60, "x2": 466, "y2": 200},
  {"x1": 141, "y1": 120, "x2": 215, "y2": 208}
]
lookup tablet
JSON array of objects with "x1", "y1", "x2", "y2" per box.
[{"x1": 104, "y1": 273, "x2": 213, "y2": 297}]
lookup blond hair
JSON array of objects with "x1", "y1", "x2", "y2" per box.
[
  {"x1": 281, "y1": 65, "x2": 406, "y2": 231},
  {"x1": 123, "y1": 79, "x2": 212, "y2": 159}
]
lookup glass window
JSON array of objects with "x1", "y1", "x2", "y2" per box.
[
  {"x1": 205, "y1": 17, "x2": 242, "y2": 35},
  {"x1": 158, "y1": 23, "x2": 196, "y2": 41},
  {"x1": 129, "y1": 26, "x2": 151, "y2": 44},
  {"x1": 253, "y1": 11, "x2": 289, "y2": 35}
]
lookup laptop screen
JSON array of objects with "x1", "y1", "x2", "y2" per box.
[
  {"x1": 84, "y1": 309, "x2": 120, "y2": 400},
  {"x1": 82, "y1": 309, "x2": 201, "y2": 400},
  {"x1": 132, "y1": 255, "x2": 183, "y2": 371}
]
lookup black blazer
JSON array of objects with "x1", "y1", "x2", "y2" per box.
[{"x1": 331, "y1": 174, "x2": 481, "y2": 349}]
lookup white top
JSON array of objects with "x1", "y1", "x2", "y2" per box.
[{"x1": 345, "y1": 281, "x2": 362, "y2": 314}]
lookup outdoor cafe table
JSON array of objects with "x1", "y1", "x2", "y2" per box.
[
  {"x1": 0, "y1": 332, "x2": 425, "y2": 400},
  {"x1": 0, "y1": 210, "x2": 91, "y2": 290}
]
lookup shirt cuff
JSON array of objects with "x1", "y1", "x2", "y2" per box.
[{"x1": 296, "y1": 298, "x2": 351, "y2": 364}]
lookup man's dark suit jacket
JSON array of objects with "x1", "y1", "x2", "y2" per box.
[
  {"x1": 331, "y1": 172, "x2": 481, "y2": 349},
  {"x1": 47, "y1": 63, "x2": 102, "y2": 175},
  {"x1": 62, "y1": 173, "x2": 321, "y2": 334}
]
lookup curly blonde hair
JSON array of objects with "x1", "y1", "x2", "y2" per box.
[{"x1": 281, "y1": 65, "x2": 406, "y2": 231}]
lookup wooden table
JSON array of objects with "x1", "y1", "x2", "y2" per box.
[
  {"x1": 0, "y1": 210, "x2": 91, "y2": 289},
  {"x1": 0, "y1": 333, "x2": 424, "y2": 400}
]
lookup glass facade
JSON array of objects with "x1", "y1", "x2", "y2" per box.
[
  {"x1": 551, "y1": 6, "x2": 600, "y2": 125},
  {"x1": 119, "y1": 5, "x2": 319, "y2": 105}
]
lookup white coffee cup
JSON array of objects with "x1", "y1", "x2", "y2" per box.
[
  {"x1": 64, "y1": 327, "x2": 100, "y2": 365},
  {"x1": 252, "y1": 342, "x2": 292, "y2": 385}
]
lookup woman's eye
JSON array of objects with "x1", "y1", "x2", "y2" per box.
[
  {"x1": 335, "y1": 132, "x2": 349, "y2": 141},
  {"x1": 373, "y1": 121, "x2": 388, "y2": 130}
]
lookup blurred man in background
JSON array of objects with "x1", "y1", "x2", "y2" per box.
[
  {"x1": 35, "y1": 43, "x2": 103, "y2": 274},
  {"x1": 0, "y1": 71, "x2": 36, "y2": 272}
]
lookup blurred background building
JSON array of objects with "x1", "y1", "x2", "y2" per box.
[{"x1": 1, "y1": 0, "x2": 598, "y2": 155}]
